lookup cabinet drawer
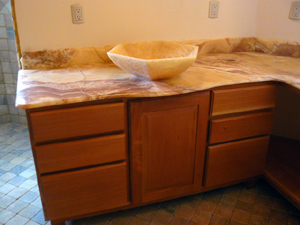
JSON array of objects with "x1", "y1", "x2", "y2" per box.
[
  {"x1": 204, "y1": 136, "x2": 269, "y2": 187},
  {"x1": 36, "y1": 134, "x2": 126, "y2": 174},
  {"x1": 209, "y1": 112, "x2": 274, "y2": 144},
  {"x1": 41, "y1": 162, "x2": 129, "y2": 220},
  {"x1": 30, "y1": 103, "x2": 125, "y2": 143},
  {"x1": 211, "y1": 85, "x2": 277, "y2": 116}
]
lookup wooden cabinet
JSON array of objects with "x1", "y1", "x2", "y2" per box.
[
  {"x1": 27, "y1": 102, "x2": 129, "y2": 223},
  {"x1": 130, "y1": 92, "x2": 210, "y2": 204},
  {"x1": 205, "y1": 84, "x2": 277, "y2": 188},
  {"x1": 26, "y1": 82, "x2": 295, "y2": 225}
]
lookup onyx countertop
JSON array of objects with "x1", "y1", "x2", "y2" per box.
[{"x1": 16, "y1": 38, "x2": 300, "y2": 109}]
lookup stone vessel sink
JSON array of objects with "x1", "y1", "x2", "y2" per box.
[{"x1": 107, "y1": 41, "x2": 198, "y2": 80}]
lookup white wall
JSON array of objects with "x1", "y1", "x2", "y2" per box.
[
  {"x1": 15, "y1": 0, "x2": 258, "y2": 53},
  {"x1": 257, "y1": 0, "x2": 300, "y2": 42}
]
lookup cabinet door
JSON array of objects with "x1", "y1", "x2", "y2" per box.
[{"x1": 130, "y1": 92, "x2": 210, "y2": 204}]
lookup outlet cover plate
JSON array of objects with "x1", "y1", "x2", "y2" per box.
[
  {"x1": 209, "y1": 1, "x2": 219, "y2": 18},
  {"x1": 71, "y1": 4, "x2": 85, "y2": 24},
  {"x1": 290, "y1": 1, "x2": 300, "y2": 20}
]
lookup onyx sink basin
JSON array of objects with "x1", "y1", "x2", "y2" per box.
[{"x1": 107, "y1": 41, "x2": 198, "y2": 80}]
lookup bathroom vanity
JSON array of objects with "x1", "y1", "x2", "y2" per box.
[{"x1": 16, "y1": 38, "x2": 300, "y2": 225}]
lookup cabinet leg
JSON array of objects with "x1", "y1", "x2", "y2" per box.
[
  {"x1": 244, "y1": 178, "x2": 259, "y2": 189},
  {"x1": 50, "y1": 220, "x2": 65, "y2": 225}
]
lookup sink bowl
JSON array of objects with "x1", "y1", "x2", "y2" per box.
[{"x1": 107, "y1": 41, "x2": 198, "y2": 80}]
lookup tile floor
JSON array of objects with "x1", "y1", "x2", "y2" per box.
[{"x1": 0, "y1": 123, "x2": 299, "y2": 225}]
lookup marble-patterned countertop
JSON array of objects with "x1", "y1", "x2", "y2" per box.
[{"x1": 16, "y1": 38, "x2": 300, "y2": 109}]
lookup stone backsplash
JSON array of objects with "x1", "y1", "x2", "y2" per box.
[{"x1": 20, "y1": 37, "x2": 300, "y2": 71}]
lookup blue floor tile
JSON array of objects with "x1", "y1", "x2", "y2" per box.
[
  {"x1": 31, "y1": 210, "x2": 47, "y2": 224},
  {"x1": 9, "y1": 165, "x2": 28, "y2": 175},
  {"x1": 8, "y1": 175, "x2": 27, "y2": 186},
  {"x1": 19, "y1": 191, "x2": 39, "y2": 203}
]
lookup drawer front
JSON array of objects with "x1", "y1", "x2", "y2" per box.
[
  {"x1": 211, "y1": 85, "x2": 277, "y2": 116},
  {"x1": 41, "y1": 162, "x2": 129, "y2": 220},
  {"x1": 209, "y1": 112, "x2": 274, "y2": 144},
  {"x1": 204, "y1": 136, "x2": 269, "y2": 187},
  {"x1": 36, "y1": 134, "x2": 126, "y2": 174},
  {"x1": 30, "y1": 103, "x2": 125, "y2": 143}
]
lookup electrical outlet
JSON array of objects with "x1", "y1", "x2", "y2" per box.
[
  {"x1": 290, "y1": 2, "x2": 300, "y2": 20},
  {"x1": 209, "y1": 1, "x2": 219, "y2": 18},
  {"x1": 71, "y1": 4, "x2": 85, "y2": 24}
]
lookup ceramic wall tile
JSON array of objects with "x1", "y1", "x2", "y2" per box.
[
  {"x1": 8, "y1": 105, "x2": 17, "y2": 115},
  {"x1": 4, "y1": 74, "x2": 13, "y2": 83},
  {"x1": 0, "y1": 83, "x2": 5, "y2": 94},
  {"x1": 0, "y1": 26, "x2": 7, "y2": 38},
  {"x1": 4, "y1": 14, "x2": 12, "y2": 27},
  {"x1": 7, "y1": 39, "x2": 15, "y2": 51},
  {"x1": 12, "y1": 73, "x2": 17, "y2": 84},
  {"x1": 6, "y1": 94, "x2": 15, "y2": 105},
  {"x1": 0, "y1": 94, "x2": 7, "y2": 104},
  {"x1": 0, "y1": 105, "x2": 8, "y2": 115},
  {"x1": 1, "y1": 0, "x2": 8, "y2": 5},
  {"x1": 1, "y1": 61, "x2": 11, "y2": 73},
  {"x1": 11, "y1": 62, "x2": 19, "y2": 73},
  {"x1": 5, "y1": 83, "x2": 15, "y2": 94},
  {"x1": 9, "y1": 51, "x2": 17, "y2": 62},
  {"x1": 4, "y1": 1, "x2": 10, "y2": 12},
  {"x1": 0, "y1": 1, "x2": 5, "y2": 11},
  {"x1": 0, "y1": 5, "x2": 9, "y2": 14},
  {"x1": 0, "y1": 38, "x2": 8, "y2": 50},
  {"x1": 0, "y1": 0, "x2": 18, "y2": 123},
  {"x1": 6, "y1": 27, "x2": 14, "y2": 39},
  {"x1": 0, "y1": 50, "x2": 10, "y2": 61},
  {"x1": 0, "y1": 14, "x2": 5, "y2": 26}
]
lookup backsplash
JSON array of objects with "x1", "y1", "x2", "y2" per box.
[
  {"x1": 20, "y1": 37, "x2": 300, "y2": 70},
  {"x1": 0, "y1": 0, "x2": 26, "y2": 124}
]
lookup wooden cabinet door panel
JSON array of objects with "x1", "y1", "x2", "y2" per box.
[
  {"x1": 204, "y1": 136, "x2": 270, "y2": 187},
  {"x1": 209, "y1": 112, "x2": 274, "y2": 144},
  {"x1": 41, "y1": 162, "x2": 129, "y2": 220},
  {"x1": 142, "y1": 106, "x2": 197, "y2": 193},
  {"x1": 130, "y1": 92, "x2": 210, "y2": 204},
  {"x1": 211, "y1": 84, "x2": 277, "y2": 116}
]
